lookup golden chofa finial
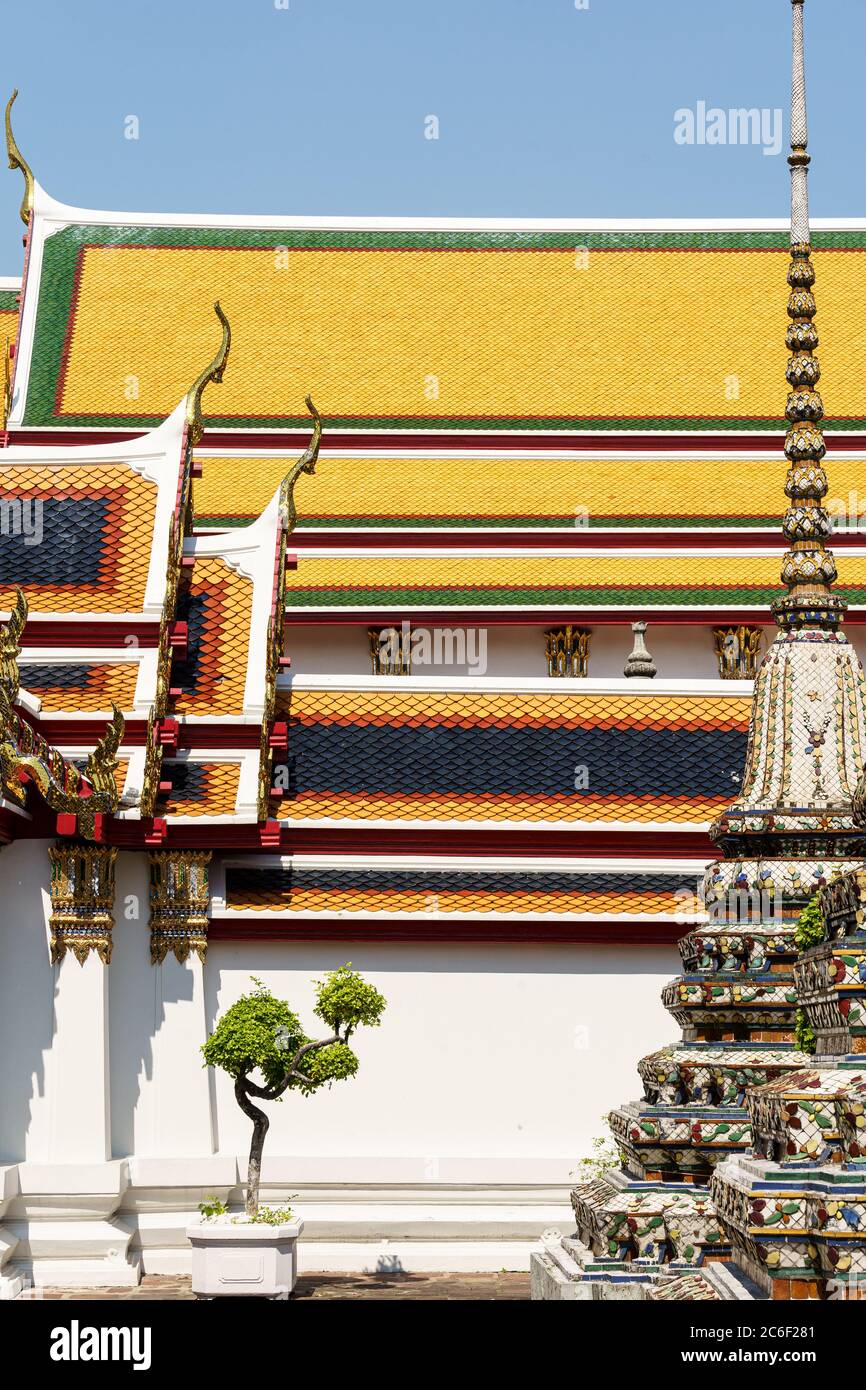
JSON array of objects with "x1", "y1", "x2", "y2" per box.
[
  {"x1": 5, "y1": 91, "x2": 35, "y2": 227},
  {"x1": 0, "y1": 586, "x2": 27, "y2": 694},
  {"x1": 185, "y1": 301, "x2": 231, "y2": 446},
  {"x1": 280, "y1": 395, "x2": 322, "y2": 533}
]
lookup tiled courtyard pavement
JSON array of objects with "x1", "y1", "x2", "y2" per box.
[{"x1": 35, "y1": 1272, "x2": 529, "y2": 1301}]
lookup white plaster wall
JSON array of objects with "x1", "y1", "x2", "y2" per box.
[
  {"x1": 0, "y1": 839, "x2": 54, "y2": 1163},
  {"x1": 286, "y1": 622, "x2": 778, "y2": 680},
  {"x1": 110, "y1": 853, "x2": 215, "y2": 1159},
  {"x1": 0, "y1": 841, "x2": 678, "y2": 1176},
  {"x1": 109, "y1": 852, "x2": 160, "y2": 1160},
  {"x1": 201, "y1": 940, "x2": 678, "y2": 1175}
]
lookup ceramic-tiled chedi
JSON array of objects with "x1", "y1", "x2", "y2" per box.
[
  {"x1": 709, "y1": 868, "x2": 866, "y2": 1299},
  {"x1": 533, "y1": 0, "x2": 866, "y2": 1301}
]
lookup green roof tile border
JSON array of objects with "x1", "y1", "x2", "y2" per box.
[
  {"x1": 199, "y1": 512, "x2": 779, "y2": 530},
  {"x1": 24, "y1": 224, "x2": 866, "y2": 430},
  {"x1": 284, "y1": 583, "x2": 866, "y2": 608}
]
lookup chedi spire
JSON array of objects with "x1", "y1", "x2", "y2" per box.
[{"x1": 775, "y1": 0, "x2": 845, "y2": 632}]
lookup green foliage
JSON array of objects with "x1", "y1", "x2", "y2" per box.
[
  {"x1": 247, "y1": 1203, "x2": 296, "y2": 1226},
  {"x1": 795, "y1": 1006, "x2": 817, "y2": 1056},
  {"x1": 574, "y1": 1129, "x2": 620, "y2": 1183},
  {"x1": 314, "y1": 964, "x2": 387, "y2": 1032},
  {"x1": 793, "y1": 895, "x2": 823, "y2": 1055},
  {"x1": 795, "y1": 893, "x2": 826, "y2": 953},
  {"x1": 197, "y1": 1196, "x2": 296, "y2": 1225},
  {"x1": 202, "y1": 968, "x2": 386, "y2": 1217},
  {"x1": 201, "y1": 978, "x2": 307, "y2": 1088},
  {"x1": 199, "y1": 1195, "x2": 228, "y2": 1220},
  {"x1": 295, "y1": 1040, "x2": 359, "y2": 1093},
  {"x1": 202, "y1": 969, "x2": 386, "y2": 1098}
]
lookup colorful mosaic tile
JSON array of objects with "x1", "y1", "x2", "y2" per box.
[
  {"x1": 711, "y1": 1154, "x2": 866, "y2": 1292},
  {"x1": 572, "y1": 1177, "x2": 727, "y2": 1263}
]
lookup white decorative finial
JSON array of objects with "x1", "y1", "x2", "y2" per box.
[
  {"x1": 790, "y1": 0, "x2": 810, "y2": 246},
  {"x1": 623, "y1": 621, "x2": 656, "y2": 679}
]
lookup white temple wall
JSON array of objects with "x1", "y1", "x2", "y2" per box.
[
  {"x1": 109, "y1": 853, "x2": 216, "y2": 1161},
  {"x1": 100, "y1": 924, "x2": 680, "y2": 1167},
  {"x1": 203, "y1": 939, "x2": 677, "y2": 1165},
  {"x1": 286, "y1": 621, "x2": 780, "y2": 680},
  {"x1": 0, "y1": 838, "x2": 55, "y2": 1164},
  {"x1": 0, "y1": 838, "x2": 681, "y2": 1276}
]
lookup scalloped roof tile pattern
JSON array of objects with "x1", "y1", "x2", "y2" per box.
[
  {"x1": 171, "y1": 558, "x2": 254, "y2": 716},
  {"x1": 0, "y1": 463, "x2": 157, "y2": 612},
  {"x1": 283, "y1": 553, "x2": 866, "y2": 609},
  {"x1": 270, "y1": 689, "x2": 751, "y2": 824},
  {"x1": 224, "y1": 865, "x2": 698, "y2": 915},
  {"x1": 21, "y1": 227, "x2": 866, "y2": 431},
  {"x1": 18, "y1": 661, "x2": 139, "y2": 711},
  {"x1": 194, "y1": 454, "x2": 866, "y2": 531},
  {"x1": 159, "y1": 760, "x2": 240, "y2": 818}
]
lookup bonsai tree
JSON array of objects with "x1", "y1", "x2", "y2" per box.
[{"x1": 203, "y1": 966, "x2": 386, "y2": 1218}]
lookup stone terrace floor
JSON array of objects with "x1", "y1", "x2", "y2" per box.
[{"x1": 34, "y1": 1272, "x2": 529, "y2": 1301}]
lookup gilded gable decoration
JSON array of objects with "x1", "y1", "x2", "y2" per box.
[
  {"x1": 369, "y1": 625, "x2": 412, "y2": 675},
  {"x1": 185, "y1": 301, "x2": 231, "y2": 448},
  {"x1": 48, "y1": 843, "x2": 117, "y2": 965},
  {"x1": 0, "y1": 589, "x2": 124, "y2": 840},
  {"x1": 142, "y1": 306, "x2": 232, "y2": 818},
  {"x1": 148, "y1": 850, "x2": 211, "y2": 964},
  {"x1": 713, "y1": 626, "x2": 763, "y2": 680},
  {"x1": 256, "y1": 396, "x2": 322, "y2": 821},
  {"x1": 544, "y1": 626, "x2": 590, "y2": 678}
]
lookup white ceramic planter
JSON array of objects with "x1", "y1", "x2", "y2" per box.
[{"x1": 187, "y1": 1218, "x2": 304, "y2": 1299}]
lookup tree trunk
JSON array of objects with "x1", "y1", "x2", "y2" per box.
[{"x1": 235, "y1": 1076, "x2": 269, "y2": 1219}]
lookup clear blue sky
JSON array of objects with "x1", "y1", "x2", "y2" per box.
[{"x1": 0, "y1": 0, "x2": 862, "y2": 272}]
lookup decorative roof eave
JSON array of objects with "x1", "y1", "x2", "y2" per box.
[
  {"x1": 185, "y1": 398, "x2": 320, "y2": 707},
  {"x1": 138, "y1": 308, "x2": 233, "y2": 817},
  {"x1": 0, "y1": 402, "x2": 188, "y2": 619},
  {"x1": 0, "y1": 590, "x2": 125, "y2": 840}
]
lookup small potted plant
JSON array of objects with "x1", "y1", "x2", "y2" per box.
[{"x1": 188, "y1": 966, "x2": 385, "y2": 1299}]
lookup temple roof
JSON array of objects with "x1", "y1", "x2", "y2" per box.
[
  {"x1": 0, "y1": 415, "x2": 186, "y2": 620},
  {"x1": 9, "y1": 195, "x2": 866, "y2": 436},
  {"x1": 194, "y1": 451, "x2": 866, "y2": 532},
  {"x1": 270, "y1": 683, "x2": 750, "y2": 829},
  {"x1": 282, "y1": 551, "x2": 866, "y2": 613},
  {"x1": 221, "y1": 859, "x2": 701, "y2": 923},
  {"x1": 0, "y1": 278, "x2": 19, "y2": 351}
]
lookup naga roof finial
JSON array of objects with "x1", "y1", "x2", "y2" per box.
[
  {"x1": 280, "y1": 395, "x2": 322, "y2": 533},
  {"x1": 0, "y1": 586, "x2": 27, "y2": 703},
  {"x1": 773, "y1": 0, "x2": 844, "y2": 632},
  {"x1": 185, "y1": 301, "x2": 231, "y2": 446},
  {"x1": 5, "y1": 91, "x2": 34, "y2": 227}
]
